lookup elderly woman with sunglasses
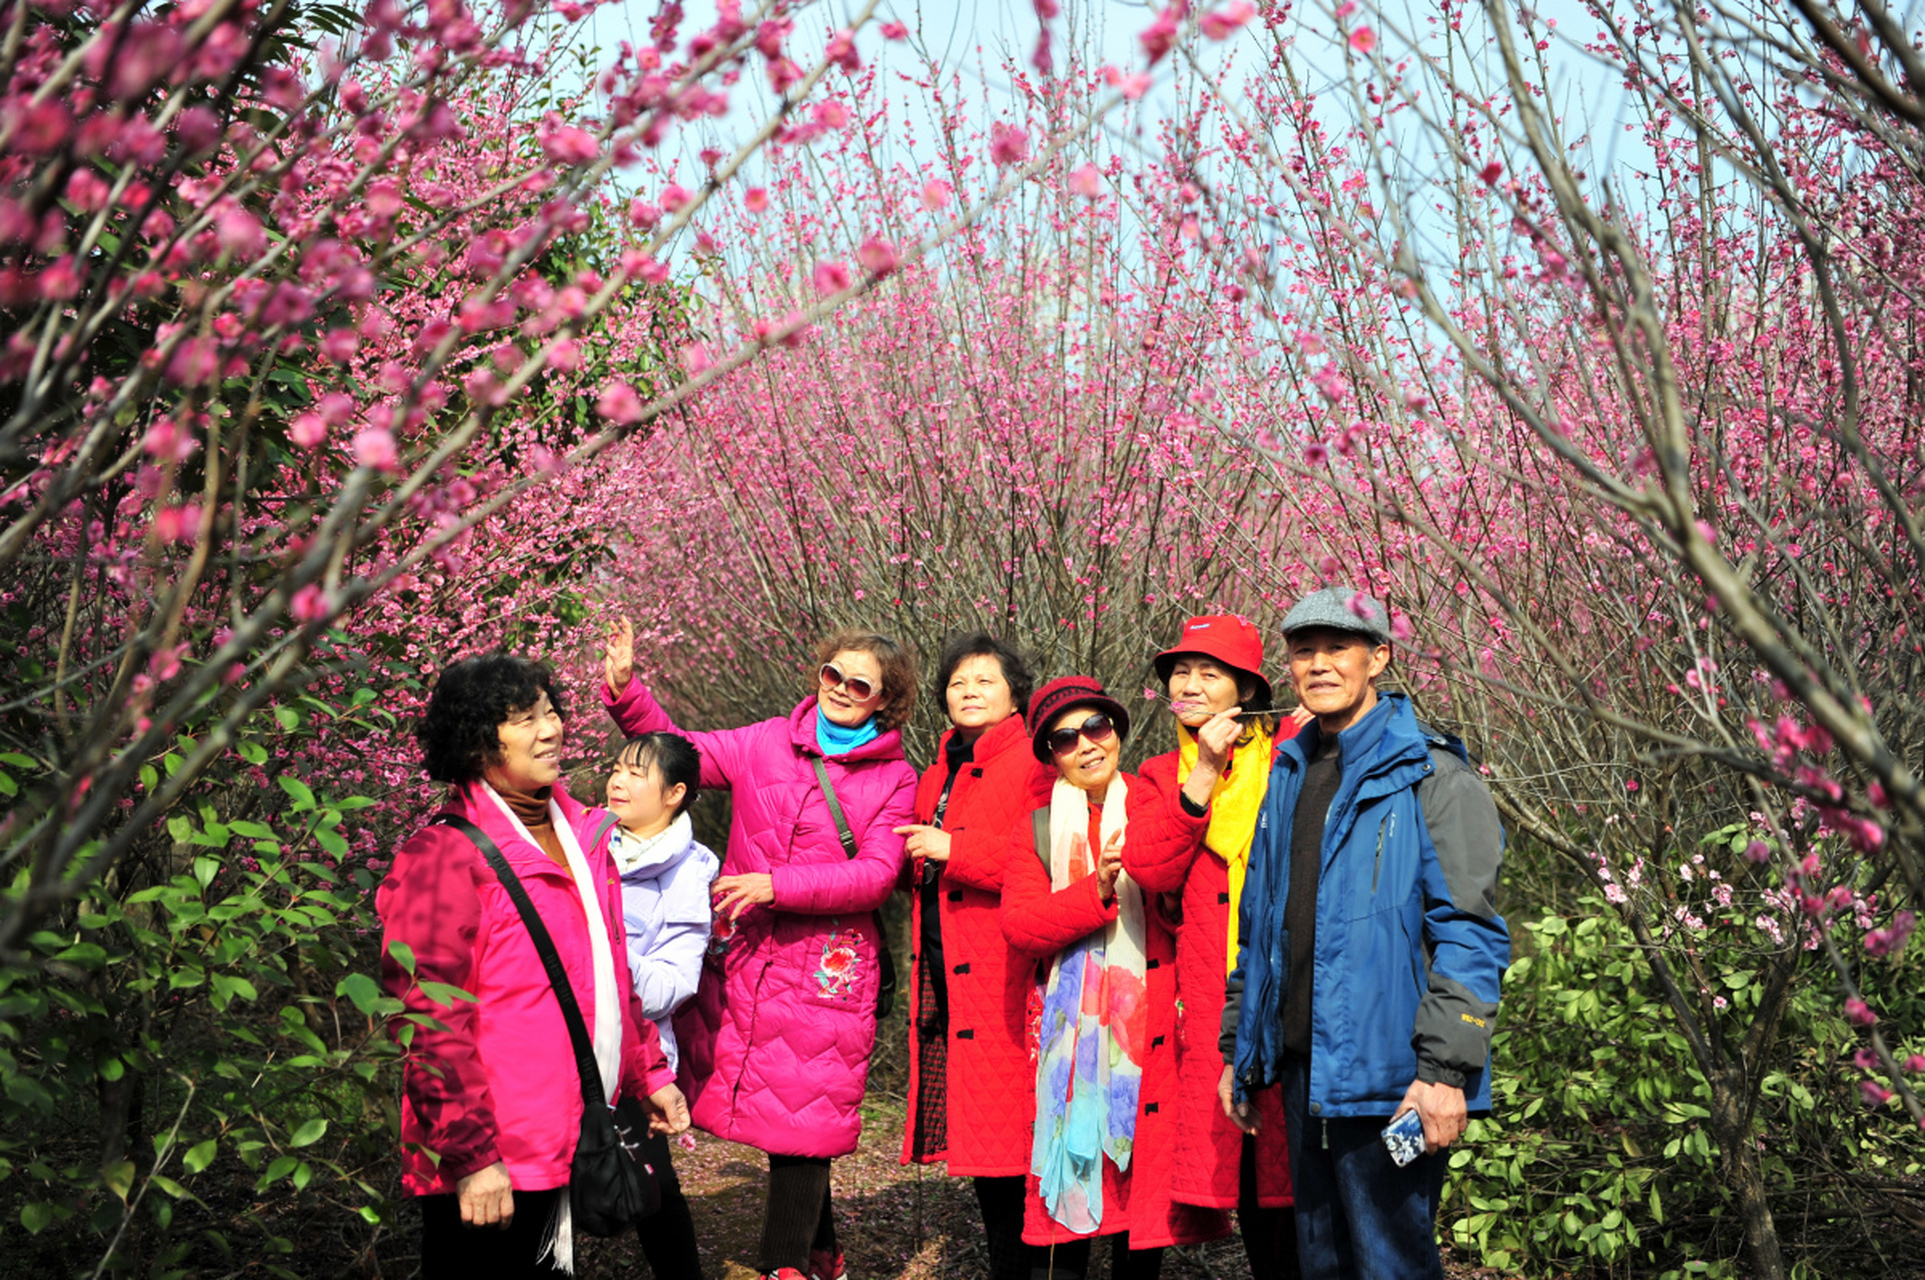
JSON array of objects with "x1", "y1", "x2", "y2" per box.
[
  {"x1": 601, "y1": 619, "x2": 919, "y2": 1280},
  {"x1": 1000, "y1": 676, "x2": 1240, "y2": 1280}
]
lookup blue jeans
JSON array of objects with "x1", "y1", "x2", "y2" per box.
[{"x1": 1279, "y1": 1054, "x2": 1445, "y2": 1280}]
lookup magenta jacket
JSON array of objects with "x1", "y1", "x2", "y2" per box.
[
  {"x1": 603, "y1": 679, "x2": 917, "y2": 1157},
  {"x1": 377, "y1": 782, "x2": 674, "y2": 1197}
]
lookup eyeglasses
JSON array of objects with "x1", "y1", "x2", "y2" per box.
[
  {"x1": 1047, "y1": 712, "x2": 1117, "y2": 756},
  {"x1": 820, "y1": 662, "x2": 880, "y2": 702}
]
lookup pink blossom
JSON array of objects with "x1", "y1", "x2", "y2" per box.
[
  {"x1": 1744, "y1": 839, "x2": 1769, "y2": 863},
  {"x1": 811, "y1": 100, "x2": 851, "y2": 131},
  {"x1": 289, "y1": 584, "x2": 331, "y2": 623},
  {"x1": 1199, "y1": 2, "x2": 1256, "y2": 39},
  {"x1": 1845, "y1": 997, "x2": 1878, "y2": 1027},
  {"x1": 353, "y1": 424, "x2": 400, "y2": 471},
  {"x1": 1139, "y1": 7, "x2": 1180, "y2": 64},
  {"x1": 596, "y1": 381, "x2": 645, "y2": 424},
  {"x1": 856, "y1": 236, "x2": 900, "y2": 278},
  {"x1": 1860, "y1": 1080, "x2": 1893, "y2": 1107},
  {"x1": 813, "y1": 261, "x2": 851, "y2": 294},
  {"x1": 680, "y1": 343, "x2": 715, "y2": 374},
  {"x1": 989, "y1": 123, "x2": 1030, "y2": 167},
  {"x1": 921, "y1": 181, "x2": 953, "y2": 210},
  {"x1": 289, "y1": 411, "x2": 327, "y2": 448},
  {"x1": 1069, "y1": 163, "x2": 1105, "y2": 199},
  {"x1": 1304, "y1": 442, "x2": 1329, "y2": 466},
  {"x1": 537, "y1": 113, "x2": 599, "y2": 166},
  {"x1": 1479, "y1": 161, "x2": 1503, "y2": 186},
  {"x1": 744, "y1": 187, "x2": 769, "y2": 212},
  {"x1": 879, "y1": 21, "x2": 909, "y2": 39},
  {"x1": 1348, "y1": 25, "x2": 1377, "y2": 53},
  {"x1": 153, "y1": 505, "x2": 202, "y2": 544}
]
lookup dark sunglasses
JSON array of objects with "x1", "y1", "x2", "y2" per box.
[
  {"x1": 820, "y1": 662, "x2": 879, "y2": 702},
  {"x1": 1047, "y1": 712, "x2": 1117, "y2": 756}
]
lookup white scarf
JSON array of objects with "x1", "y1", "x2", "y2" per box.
[{"x1": 481, "y1": 783, "x2": 621, "y2": 1276}]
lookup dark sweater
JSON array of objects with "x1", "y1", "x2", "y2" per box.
[{"x1": 1281, "y1": 733, "x2": 1341, "y2": 1057}]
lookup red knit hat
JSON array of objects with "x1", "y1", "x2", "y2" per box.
[
  {"x1": 1026, "y1": 675, "x2": 1132, "y2": 763},
  {"x1": 1151, "y1": 613, "x2": 1272, "y2": 706}
]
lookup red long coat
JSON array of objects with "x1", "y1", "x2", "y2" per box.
[
  {"x1": 1133, "y1": 749, "x2": 1294, "y2": 1210},
  {"x1": 901, "y1": 714, "x2": 1055, "y2": 1174},
  {"x1": 1000, "y1": 774, "x2": 1233, "y2": 1249}
]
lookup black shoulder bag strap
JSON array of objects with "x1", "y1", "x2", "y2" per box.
[
  {"x1": 1030, "y1": 807, "x2": 1051, "y2": 873},
  {"x1": 809, "y1": 757, "x2": 897, "y2": 1018},
  {"x1": 433, "y1": 813, "x2": 609, "y2": 1113}
]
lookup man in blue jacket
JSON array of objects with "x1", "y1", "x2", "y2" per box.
[{"x1": 1217, "y1": 587, "x2": 1509, "y2": 1279}]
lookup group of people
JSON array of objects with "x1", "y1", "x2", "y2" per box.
[{"x1": 376, "y1": 587, "x2": 1511, "y2": 1280}]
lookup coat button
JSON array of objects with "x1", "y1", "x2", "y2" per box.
[{"x1": 1310, "y1": 1102, "x2": 1322, "y2": 1115}]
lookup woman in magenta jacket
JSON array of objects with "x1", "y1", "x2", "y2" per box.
[
  {"x1": 1000, "y1": 676, "x2": 1239, "y2": 1280},
  {"x1": 378, "y1": 654, "x2": 686, "y2": 1279},
  {"x1": 892, "y1": 633, "x2": 1054, "y2": 1280},
  {"x1": 601, "y1": 619, "x2": 919, "y2": 1280}
]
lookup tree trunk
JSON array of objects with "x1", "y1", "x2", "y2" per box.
[{"x1": 1707, "y1": 1066, "x2": 1785, "y2": 1280}]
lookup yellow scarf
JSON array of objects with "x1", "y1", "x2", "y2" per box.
[{"x1": 1177, "y1": 721, "x2": 1273, "y2": 974}]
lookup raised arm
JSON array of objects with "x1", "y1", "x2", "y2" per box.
[{"x1": 1123, "y1": 753, "x2": 1208, "y2": 894}]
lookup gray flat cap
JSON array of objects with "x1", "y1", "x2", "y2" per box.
[{"x1": 1280, "y1": 586, "x2": 1392, "y2": 646}]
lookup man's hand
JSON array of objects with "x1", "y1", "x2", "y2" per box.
[
  {"x1": 456, "y1": 1160, "x2": 515, "y2": 1228},
  {"x1": 1395, "y1": 1078, "x2": 1468, "y2": 1154},
  {"x1": 711, "y1": 872, "x2": 776, "y2": 920},
  {"x1": 893, "y1": 824, "x2": 953, "y2": 862},
  {"x1": 602, "y1": 616, "x2": 635, "y2": 695},
  {"x1": 1217, "y1": 1064, "x2": 1260, "y2": 1134},
  {"x1": 646, "y1": 1083, "x2": 691, "y2": 1135}
]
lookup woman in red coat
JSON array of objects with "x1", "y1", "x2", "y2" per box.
[
  {"x1": 893, "y1": 633, "x2": 1054, "y2": 1280},
  {"x1": 1000, "y1": 676, "x2": 1239, "y2": 1280},
  {"x1": 1127, "y1": 616, "x2": 1301, "y2": 1280}
]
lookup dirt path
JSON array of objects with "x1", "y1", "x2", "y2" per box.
[{"x1": 574, "y1": 1097, "x2": 1249, "y2": 1280}]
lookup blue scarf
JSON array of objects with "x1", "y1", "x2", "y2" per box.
[{"x1": 816, "y1": 708, "x2": 879, "y2": 756}]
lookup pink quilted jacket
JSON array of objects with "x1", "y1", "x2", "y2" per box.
[{"x1": 603, "y1": 680, "x2": 917, "y2": 1157}]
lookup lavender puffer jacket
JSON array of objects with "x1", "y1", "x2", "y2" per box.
[{"x1": 603, "y1": 680, "x2": 917, "y2": 1157}]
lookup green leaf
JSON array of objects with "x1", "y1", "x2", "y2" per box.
[
  {"x1": 289, "y1": 1118, "x2": 327, "y2": 1149},
  {"x1": 193, "y1": 857, "x2": 220, "y2": 890},
  {"x1": 183, "y1": 1140, "x2": 217, "y2": 1174},
  {"x1": 277, "y1": 775, "x2": 316, "y2": 811},
  {"x1": 337, "y1": 973, "x2": 384, "y2": 1016},
  {"x1": 20, "y1": 1201, "x2": 55, "y2": 1233},
  {"x1": 386, "y1": 941, "x2": 416, "y2": 976},
  {"x1": 167, "y1": 814, "x2": 194, "y2": 844},
  {"x1": 416, "y1": 980, "x2": 478, "y2": 1007},
  {"x1": 313, "y1": 826, "x2": 350, "y2": 857},
  {"x1": 274, "y1": 707, "x2": 301, "y2": 732},
  {"x1": 103, "y1": 1158, "x2": 136, "y2": 1202}
]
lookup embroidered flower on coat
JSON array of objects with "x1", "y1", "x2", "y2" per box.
[{"x1": 816, "y1": 921, "x2": 865, "y2": 998}]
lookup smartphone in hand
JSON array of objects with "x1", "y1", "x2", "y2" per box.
[{"x1": 1381, "y1": 1107, "x2": 1425, "y2": 1167}]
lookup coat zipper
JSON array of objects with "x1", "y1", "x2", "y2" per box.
[{"x1": 1372, "y1": 814, "x2": 1393, "y2": 894}]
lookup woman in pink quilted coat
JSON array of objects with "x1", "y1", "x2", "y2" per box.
[{"x1": 601, "y1": 619, "x2": 919, "y2": 1280}]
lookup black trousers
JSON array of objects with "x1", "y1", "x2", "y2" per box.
[
  {"x1": 638, "y1": 1131, "x2": 704, "y2": 1280},
  {"x1": 759, "y1": 1153, "x2": 838, "y2": 1272},
  {"x1": 1029, "y1": 1235, "x2": 1163, "y2": 1280},
  {"x1": 1239, "y1": 1134, "x2": 1304, "y2": 1280},
  {"x1": 418, "y1": 1186, "x2": 567, "y2": 1280}
]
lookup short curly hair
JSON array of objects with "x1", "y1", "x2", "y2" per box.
[
  {"x1": 417, "y1": 654, "x2": 567, "y2": 785},
  {"x1": 933, "y1": 632, "x2": 1035, "y2": 722},
  {"x1": 813, "y1": 628, "x2": 919, "y2": 731}
]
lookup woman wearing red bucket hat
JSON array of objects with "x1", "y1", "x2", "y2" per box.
[
  {"x1": 1128, "y1": 615, "x2": 1305, "y2": 1280},
  {"x1": 1000, "y1": 676, "x2": 1233, "y2": 1280}
]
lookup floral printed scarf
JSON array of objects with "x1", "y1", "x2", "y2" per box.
[{"x1": 1030, "y1": 775, "x2": 1148, "y2": 1234}]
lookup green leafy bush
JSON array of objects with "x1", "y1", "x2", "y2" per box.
[{"x1": 1447, "y1": 900, "x2": 1925, "y2": 1279}]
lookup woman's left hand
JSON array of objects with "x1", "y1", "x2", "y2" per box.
[
  {"x1": 646, "y1": 1083, "x2": 691, "y2": 1135},
  {"x1": 711, "y1": 873, "x2": 775, "y2": 920},
  {"x1": 893, "y1": 824, "x2": 953, "y2": 862}
]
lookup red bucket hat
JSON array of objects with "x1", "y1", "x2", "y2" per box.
[
  {"x1": 1151, "y1": 613, "x2": 1272, "y2": 706},
  {"x1": 1027, "y1": 675, "x2": 1131, "y2": 763}
]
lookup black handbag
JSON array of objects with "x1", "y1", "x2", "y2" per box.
[
  {"x1": 434, "y1": 813, "x2": 662, "y2": 1235},
  {"x1": 810, "y1": 757, "x2": 898, "y2": 1020}
]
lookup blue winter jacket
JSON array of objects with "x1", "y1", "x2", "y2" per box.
[{"x1": 1223, "y1": 692, "x2": 1509, "y2": 1117}]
